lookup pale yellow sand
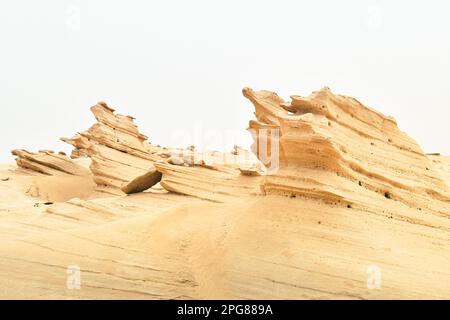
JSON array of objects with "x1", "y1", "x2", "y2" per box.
[
  {"x1": 1, "y1": 88, "x2": 450, "y2": 299},
  {"x1": 1, "y1": 159, "x2": 450, "y2": 299}
]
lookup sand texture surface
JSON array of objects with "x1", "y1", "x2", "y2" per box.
[{"x1": 1, "y1": 88, "x2": 449, "y2": 299}]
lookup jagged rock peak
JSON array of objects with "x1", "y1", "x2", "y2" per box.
[{"x1": 61, "y1": 102, "x2": 165, "y2": 192}]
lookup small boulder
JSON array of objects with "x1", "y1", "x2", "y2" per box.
[
  {"x1": 168, "y1": 156, "x2": 184, "y2": 166},
  {"x1": 121, "y1": 168, "x2": 163, "y2": 194}
]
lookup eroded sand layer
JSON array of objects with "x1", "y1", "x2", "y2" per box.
[{"x1": 1, "y1": 87, "x2": 449, "y2": 299}]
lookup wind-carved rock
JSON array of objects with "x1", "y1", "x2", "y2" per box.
[
  {"x1": 244, "y1": 87, "x2": 450, "y2": 213},
  {"x1": 61, "y1": 102, "x2": 164, "y2": 193},
  {"x1": 4, "y1": 89, "x2": 450, "y2": 300},
  {"x1": 58, "y1": 101, "x2": 262, "y2": 198},
  {"x1": 11, "y1": 149, "x2": 90, "y2": 176},
  {"x1": 154, "y1": 148, "x2": 263, "y2": 202}
]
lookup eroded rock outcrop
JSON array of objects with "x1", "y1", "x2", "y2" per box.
[
  {"x1": 11, "y1": 149, "x2": 90, "y2": 176},
  {"x1": 14, "y1": 101, "x2": 262, "y2": 198},
  {"x1": 155, "y1": 162, "x2": 262, "y2": 203},
  {"x1": 154, "y1": 148, "x2": 262, "y2": 202},
  {"x1": 61, "y1": 102, "x2": 165, "y2": 193},
  {"x1": 243, "y1": 87, "x2": 450, "y2": 214},
  {"x1": 3, "y1": 88, "x2": 450, "y2": 299}
]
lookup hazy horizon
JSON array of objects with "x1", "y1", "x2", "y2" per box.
[{"x1": 1, "y1": 0, "x2": 450, "y2": 163}]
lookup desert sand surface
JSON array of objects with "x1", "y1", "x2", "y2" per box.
[{"x1": 0, "y1": 87, "x2": 449, "y2": 299}]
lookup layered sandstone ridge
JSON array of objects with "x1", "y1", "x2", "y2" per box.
[
  {"x1": 2, "y1": 88, "x2": 450, "y2": 299},
  {"x1": 10, "y1": 92, "x2": 450, "y2": 210},
  {"x1": 13, "y1": 101, "x2": 262, "y2": 200},
  {"x1": 244, "y1": 87, "x2": 450, "y2": 216},
  {"x1": 11, "y1": 149, "x2": 90, "y2": 176}
]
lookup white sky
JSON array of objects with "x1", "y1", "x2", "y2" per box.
[{"x1": 1, "y1": 0, "x2": 449, "y2": 163}]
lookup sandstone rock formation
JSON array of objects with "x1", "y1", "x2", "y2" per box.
[
  {"x1": 59, "y1": 101, "x2": 262, "y2": 198},
  {"x1": 243, "y1": 87, "x2": 450, "y2": 214},
  {"x1": 11, "y1": 149, "x2": 90, "y2": 176},
  {"x1": 61, "y1": 102, "x2": 165, "y2": 193},
  {"x1": 429, "y1": 154, "x2": 450, "y2": 188},
  {"x1": 1, "y1": 88, "x2": 450, "y2": 299},
  {"x1": 153, "y1": 147, "x2": 262, "y2": 202},
  {"x1": 155, "y1": 160, "x2": 262, "y2": 202}
]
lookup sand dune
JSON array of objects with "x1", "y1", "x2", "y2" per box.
[{"x1": 1, "y1": 87, "x2": 449, "y2": 299}]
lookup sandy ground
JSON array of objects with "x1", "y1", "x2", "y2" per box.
[{"x1": 1, "y1": 161, "x2": 450, "y2": 299}]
